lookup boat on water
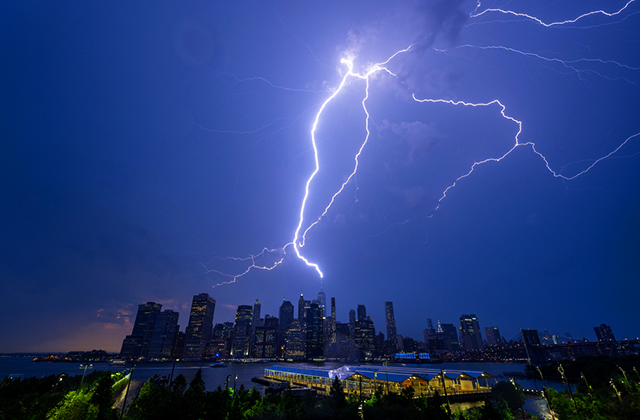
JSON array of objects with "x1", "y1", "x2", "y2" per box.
[
  {"x1": 109, "y1": 360, "x2": 127, "y2": 367},
  {"x1": 210, "y1": 362, "x2": 227, "y2": 368}
]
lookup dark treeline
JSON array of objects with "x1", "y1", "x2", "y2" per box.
[
  {"x1": 0, "y1": 370, "x2": 124, "y2": 420},
  {"x1": 125, "y1": 369, "x2": 514, "y2": 420},
  {"x1": 5, "y1": 356, "x2": 640, "y2": 419}
]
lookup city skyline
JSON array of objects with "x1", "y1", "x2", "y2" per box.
[
  {"x1": 2, "y1": 2, "x2": 639, "y2": 353},
  {"x1": 112, "y1": 290, "x2": 628, "y2": 357}
]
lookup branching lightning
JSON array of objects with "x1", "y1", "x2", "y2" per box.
[{"x1": 204, "y1": 2, "x2": 640, "y2": 287}]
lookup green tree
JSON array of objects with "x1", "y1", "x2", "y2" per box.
[
  {"x1": 91, "y1": 374, "x2": 117, "y2": 420},
  {"x1": 492, "y1": 381, "x2": 523, "y2": 413},
  {"x1": 46, "y1": 391, "x2": 93, "y2": 420}
]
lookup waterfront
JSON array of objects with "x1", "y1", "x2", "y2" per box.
[{"x1": 0, "y1": 356, "x2": 571, "y2": 393}]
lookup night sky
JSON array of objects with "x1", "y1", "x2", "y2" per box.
[{"x1": 2, "y1": 1, "x2": 640, "y2": 353}]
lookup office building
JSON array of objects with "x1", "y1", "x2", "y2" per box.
[
  {"x1": 148, "y1": 310, "x2": 179, "y2": 359},
  {"x1": 459, "y1": 314, "x2": 484, "y2": 352},
  {"x1": 231, "y1": 305, "x2": 253, "y2": 358},
  {"x1": 305, "y1": 303, "x2": 324, "y2": 359},
  {"x1": 594, "y1": 324, "x2": 616, "y2": 342},
  {"x1": 254, "y1": 315, "x2": 279, "y2": 358},
  {"x1": 357, "y1": 304, "x2": 367, "y2": 321},
  {"x1": 183, "y1": 293, "x2": 216, "y2": 359},
  {"x1": 279, "y1": 300, "x2": 294, "y2": 357},
  {"x1": 249, "y1": 299, "x2": 261, "y2": 355},
  {"x1": 120, "y1": 302, "x2": 162, "y2": 359},
  {"x1": 317, "y1": 288, "x2": 327, "y2": 317},
  {"x1": 385, "y1": 302, "x2": 398, "y2": 352},
  {"x1": 484, "y1": 326, "x2": 503, "y2": 346},
  {"x1": 354, "y1": 316, "x2": 376, "y2": 360},
  {"x1": 284, "y1": 319, "x2": 305, "y2": 360}
]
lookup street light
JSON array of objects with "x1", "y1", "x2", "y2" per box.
[
  {"x1": 581, "y1": 373, "x2": 593, "y2": 401},
  {"x1": 440, "y1": 369, "x2": 451, "y2": 415},
  {"x1": 558, "y1": 364, "x2": 578, "y2": 413},
  {"x1": 536, "y1": 367, "x2": 556, "y2": 420},
  {"x1": 510, "y1": 378, "x2": 526, "y2": 420},
  {"x1": 120, "y1": 365, "x2": 136, "y2": 420},
  {"x1": 79, "y1": 364, "x2": 93, "y2": 390},
  {"x1": 51, "y1": 373, "x2": 66, "y2": 393}
]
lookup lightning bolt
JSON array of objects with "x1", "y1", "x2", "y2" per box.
[
  {"x1": 204, "y1": 3, "x2": 640, "y2": 286},
  {"x1": 471, "y1": 0, "x2": 637, "y2": 27}
]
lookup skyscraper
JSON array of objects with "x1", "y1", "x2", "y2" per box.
[
  {"x1": 298, "y1": 294, "x2": 310, "y2": 324},
  {"x1": 317, "y1": 288, "x2": 327, "y2": 317},
  {"x1": 278, "y1": 300, "x2": 294, "y2": 357},
  {"x1": 231, "y1": 305, "x2": 253, "y2": 358},
  {"x1": 594, "y1": 324, "x2": 616, "y2": 342},
  {"x1": 440, "y1": 323, "x2": 460, "y2": 352},
  {"x1": 459, "y1": 314, "x2": 484, "y2": 351},
  {"x1": 384, "y1": 302, "x2": 398, "y2": 352},
  {"x1": 284, "y1": 319, "x2": 305, "y2": 360},
  {"x1": 357, "y1": 304, "x2": 366, "y2": 321},
  {"x1": 120, "y1": 302, "x2": 162, "y2": 359},
  {"x1": 330, "y1": 297, "x2": 336, "y2": 343},
  {"x1": 349, "y1": 309, "x2": 356, "y2": 338},
  {"x1": 305, "y1": 303, "x2": 324, "y2": 359},
  {"x1": 484, "y1": 326, "x2": 502, "y2": 346},
  {"x1": 279, "y1": 300, "x2": 294, "y2": 333},
  {"x1": 249, "y1": 299, "x2": 261, "y2": 355},
  {"x1": 354, "y1": 316, "x2": 376, "y2": 360},
  {"x1": 253, "y1": 315, "x2": 279, "y2": 359},
  {"x1": 183, "y1": 293, "x2": 216, "y2": 359},
  {"x1": 148, "y1": 310, "x2": 179, "y2": 359}
]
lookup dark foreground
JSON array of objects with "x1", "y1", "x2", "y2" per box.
[{"x1": 3, "y1": 355, "x2": 640, "y2": 419}]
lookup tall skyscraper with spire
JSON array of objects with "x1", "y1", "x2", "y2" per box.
[{"x1": 317, "y1": 286, "x2": 326, "y2": 317}]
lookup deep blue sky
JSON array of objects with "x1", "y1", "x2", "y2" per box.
[{"x1": 2, "y1": 1, "x2": 639, "y2": 352}]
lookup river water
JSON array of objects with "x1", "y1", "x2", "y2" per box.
[{"x1": 0, "y1": 356, "x2": 571, "y2": 393}]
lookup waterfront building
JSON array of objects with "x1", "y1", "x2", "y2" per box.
[
  {"x1": 385, "y1": 301, "x2": 398, "y2": 353},
  {"x1": 594, "y1": 324, "x2": 616, "y2": 342},
  {"x1": 264, "y1": 365, "x2": 496, "y2": 397},
  {"x1": 460, "y1": 314, "x2": 484, "y2": 352},
  {"x1": 120, "y1": 301, "x2": 162, "y2": 359},
  {"x1": 148, "y1": 310, "x2": 179, "y2": 359},
  {"x1": 298, "y1": 294, "x2": 311, "y2": 324},
  {"x1": 231, "y1": 305, "x2": 253, "y2": 358},
  {"x1": 183, "y1": 293, "x2": 216, "y2": 359},
  {"x1": 207, "y1": 339, "x2": 228, "y2": 359}
]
